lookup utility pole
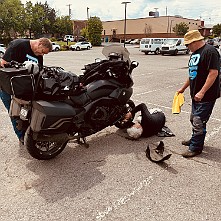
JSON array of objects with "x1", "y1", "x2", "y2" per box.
[
  {"x1": 166, "y1": 6, "x2": 170, "y2": 34},
  {"x1": 121, "y1": 1, "x2": 131, "y2": 47},
  {"x1": 67, "y1": 4, "x2": 71, "y2": 18},
  {"x1": 170, "y1": 20, "x2": 174, "y2": 36}
]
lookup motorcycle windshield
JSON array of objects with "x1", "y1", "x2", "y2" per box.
[{"x1": 102, "y1": 44, "x2": 131, "y2": 64}]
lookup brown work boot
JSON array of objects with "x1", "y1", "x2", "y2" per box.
[
  {"x1": 181, "y1": 150, "x2": 202, "y2": 158},
  {"x1": 181, "y1": 140, "x2": 191, "y2": 146}
]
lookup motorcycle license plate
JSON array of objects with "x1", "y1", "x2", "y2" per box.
[{"x1": 19, "y1": 107, "x2": 29, "y2": 120}]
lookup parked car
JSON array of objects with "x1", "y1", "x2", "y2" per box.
[
  {"x1": 74, "y1": 36, "x2": 86, "y2": 42},
  {"x1": 206, "y1": 39, "x2": 215, "y2": 45},
  {"x1": 161, "y1": 38, "x2": 189, "y2": 55},
  {"x1": 64, "y1": 35, "x2": 74, "y2": 42},
  {"x1": 140, "y1": 38, "x2": 166, "y2": 55},
  {"x1": 130, "y1": 39, "x2": 140, "y2": 44},
  {"x1": 69, "y1": 42, "x2": 92, "y2": 51},
  {"x1": 51, "y1": 42, "x2": 61, "y2": 51},
  {"x1": 0, "y1": 44, "x2": 6, "y2": 58},
  {"x1": 206, "y1": 39, "x2": 220, "y2": 48},
  {"x1": 125, "y1": 39, "x2": 132, "y2": 44}
]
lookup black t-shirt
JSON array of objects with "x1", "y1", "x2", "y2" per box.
[
  {"x1": 3, "y1": 39, "x2": 43, "y2": 65},
  {"x1": 188, "y1": 44, "x2": 220, "y2": 102}
]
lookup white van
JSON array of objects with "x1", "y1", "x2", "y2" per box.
[
  {"x1": 63, "y1": 35, "x2": 74, "y2": 42},
  {"x1": 161, "y1": 38, "x2": 189, "y2": 55},
  {"x1": 140, "y1": 38, "x2": 166, "y2": 55}
]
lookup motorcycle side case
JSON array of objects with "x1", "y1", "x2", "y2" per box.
[{"x1": 30, "y1": 100, "x2": 78, "y2": 133}]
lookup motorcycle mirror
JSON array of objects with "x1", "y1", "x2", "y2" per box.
[
  {"x1": 131, "y1": 61, "x2": 139, "y2": 68},
  {"x1": 95, "y1": 58, "x2": 102, "y2": 63}
]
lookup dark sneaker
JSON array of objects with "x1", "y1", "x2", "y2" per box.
[
  {"x1": 19, "y1": 137, "x2": 24, "y2": 145},
  {"x1": 181, "y1": 150, "x2": 202, "y2": 158},
  {"x1": 181, "y1": 140, "x2": 191, "y2": 146}
]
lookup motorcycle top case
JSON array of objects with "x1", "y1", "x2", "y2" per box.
[
  {"x1": 0, "y1": 67, "x2": 35, "y2": 100},
  {"x1": 30, "y1": 100, "x2": 79, "y2": 133}
]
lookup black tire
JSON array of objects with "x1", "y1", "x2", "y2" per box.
[
  {"x1": 186, "y1": 49, "x2": 190, "y2": 54},
  {"x1": 55, "y1": 47, "x2": 59, "y2": 51},
  {"x1": 144, "y1": 52, "x2": 149, "y2": 55},
  {"x1": 87, "y1": 46, "x2": 90, "y2": 50},
  {"x1": 25, "y1": 127, "x2": 68, "y2": 160},
  {"x1": 174, "y1": 49, "x2": 178, "y2": 56},
  {"x1": 76, "y1": 47, "x2": 80, "y2": 51},
  {"x1": 114, "y1": 100, "x2": 135, "y2": 129},
  {"x1": 161, "y1": 52, "x2": 165, "y2": 56},
  {"x1": 155, "y1": 48, "x2": 160, "y2": 55}
]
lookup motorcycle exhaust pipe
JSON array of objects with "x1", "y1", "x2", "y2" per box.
[{"x1": 33, "y1": 133, "x2": 69, "y2": 142}]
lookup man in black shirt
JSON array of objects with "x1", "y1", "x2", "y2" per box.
[
  {"x1": 0, "y1": 38, "x2": 52, "y2": 144},
  {"x1": 177, "y1": 30, "x2": 220, "y2": 157}
]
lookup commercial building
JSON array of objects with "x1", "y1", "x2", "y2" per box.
[
  {"x1": 72, "y1": 16, "x2": 211, "y2": 42},
  {"x1": 102, "y1": 16, "x2": 208, "y2": 42}
]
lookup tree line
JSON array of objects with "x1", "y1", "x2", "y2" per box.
[
  {"x1": 0, "y1": 0, "x2": 73, "y2": 43},
  {"x1": 173, "y1": 22, "x2": 221, "y2": 37},
  {"x1": 0, "y1": 0, "x2": 103, "y2": 46}
]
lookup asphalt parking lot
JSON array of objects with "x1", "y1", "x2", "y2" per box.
[{"x1": 1, "y1": 45, "x2": 221, "y2": 221}]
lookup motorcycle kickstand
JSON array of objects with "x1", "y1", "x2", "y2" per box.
[{"x1": 77, "y1": 137, "x2": 89, "y2": 148}]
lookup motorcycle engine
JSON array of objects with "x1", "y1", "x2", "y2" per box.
[{"x1": 85, "y1": 100, "x2": 123, "y2": 132}]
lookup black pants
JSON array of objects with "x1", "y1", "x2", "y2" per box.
[{"x1": 131, "y1": 103, "x2": 165, "y2": 137}]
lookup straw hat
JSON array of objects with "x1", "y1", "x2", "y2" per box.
[{"x1": 184, "y1": 30, "x2": 204, "y2": 45}]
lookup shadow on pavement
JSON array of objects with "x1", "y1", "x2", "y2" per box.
[{"x1": 23, "y1": 130, "x2": 176, "y2": 203}]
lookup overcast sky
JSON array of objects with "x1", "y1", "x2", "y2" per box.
[{"x1": 21, "y1": 0, "x2": 221, "y2": 26}]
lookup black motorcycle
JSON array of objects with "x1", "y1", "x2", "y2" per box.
[{"x1": 4, "y1": 45, "x2": 138, "y2": 160}]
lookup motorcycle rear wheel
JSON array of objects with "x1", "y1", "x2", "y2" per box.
[
  {"x1": 25, "y1": 127, "x2": 68, "y2": 160},
  {"x1": 114, "y1": 100, "x2": 135, "y2": 129}
]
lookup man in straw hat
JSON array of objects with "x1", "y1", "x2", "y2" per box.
[{"x1": 177, "y1": 30, "x2": 220, "y2": 157}]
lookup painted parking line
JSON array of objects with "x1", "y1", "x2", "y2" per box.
[
  {"x1": 95, "y1": 176, "x2": 154, "y2": 220},
  {"x1": 134, "y1": 82, "x2": 184, "y2": 96}
]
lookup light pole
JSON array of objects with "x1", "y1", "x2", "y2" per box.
[
  {"x1": 87, "y1": 7, "x2": 89, "y2": 20},
  {"x1": 122, "y1": 1, "x2": 131, "y2": 47},
  {"x1": 66, "y1": 4, "x2": 71, "y2": 18}
]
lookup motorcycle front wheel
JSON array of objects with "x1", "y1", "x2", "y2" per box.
[{"x1": 25, "y1": 127, "x2": 68, "y2": 160}]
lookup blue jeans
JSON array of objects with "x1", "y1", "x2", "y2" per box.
[
  {"x1": 0, "y1": 90, "x2": 23, "y2": 139},
  {"x1": 189, "y1": 100, "x2": 215, "y2": 152}
]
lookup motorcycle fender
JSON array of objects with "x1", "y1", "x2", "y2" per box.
[{"x1": 109, "y1": 87, "x2": 133, "y2": 104}]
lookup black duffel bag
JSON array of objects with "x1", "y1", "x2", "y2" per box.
[
  {"x1": 0, "y1": 67, "x2": 35, "y2": 100},
  {"x1": 38, "y1": 67, "x2": 80, "y2": 99}
]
